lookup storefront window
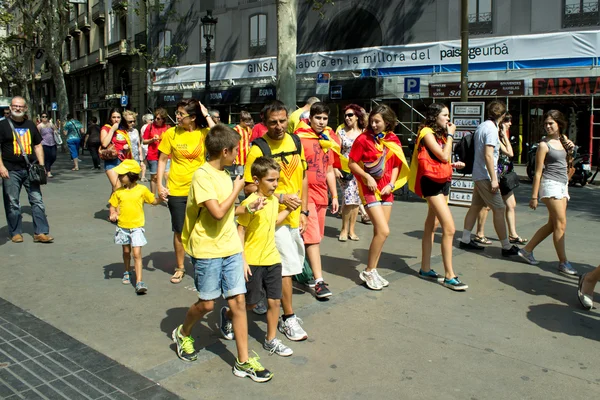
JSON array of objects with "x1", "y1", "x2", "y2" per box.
[{"x1": 249, "y1": 14, "x2": 267, "y2": 57}]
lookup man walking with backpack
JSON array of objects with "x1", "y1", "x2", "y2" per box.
[
  {"x1": 244, "y1": 100, "x2": 310, "y2": 342},
  {"x1": 458, "y1": 100, "x2": 520, "y2": 257}
]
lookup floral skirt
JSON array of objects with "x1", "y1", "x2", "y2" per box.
[{"x1": 339, "y1": 177, "x2": 361, "y2": 206}]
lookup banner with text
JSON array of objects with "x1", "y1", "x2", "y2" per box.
[{"x1": 153, "y1": 30, "x2": 600, "y2": 89}]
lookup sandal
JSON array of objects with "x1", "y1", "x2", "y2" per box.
[
  {"x1": 361, "y1": 214, "x2": 371, "y2": 225},
  {"x1": 473, "y1": 235, "x2": 492, "y2": 245},
  {"x1": 71, "y1": 168, "x2": 79, "y2": 171},
  {"x1": 170, "y1": 268, "x2": 185, "y2": 284},
  {"x1": 509, "y1": 235, "x2": 528, "y2": 244},
  {"x1": 348, "y1": 234, "x2": 360, "y2": 241},
  {"x1": 338, "y1": 233, "x2": 348, "y2": 242},
  {"x1": 122, "y1": 271, "x2": 130, "y2": 285}
]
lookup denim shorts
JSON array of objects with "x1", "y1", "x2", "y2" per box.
[
  {"x1": 104, "y1": 158, "x2": 122, "y2": 171},
  {"x1": 114, "y1": 227, "x2": 147, "y2": 247},
  {"x1": 147, "y1": 159, "x2": 171, "y2": 175},
  {"x1": 192, "y1": 252, "x2": 246, "y2": 300},
  {"x1": 539, "y1": 178, "x2": 570, "y2": 200}
]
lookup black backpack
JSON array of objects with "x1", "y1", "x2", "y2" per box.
[
  {"x1": 251, "y1": 133, "x2": 302, "y2": 164},
  {"x1": 454, "y1": 133, "x2": 475, "y2": 174}
]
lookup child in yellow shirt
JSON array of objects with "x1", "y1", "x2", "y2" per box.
[
  {"x1": 172, "y1": 125, "x2": 273, "y2": 383},
  {"x1": 238, "y1": 157, "x2": 292, "y2": 356},
  {"x1": 108, "y1": 160, "x2": 159, "y2": 294}
]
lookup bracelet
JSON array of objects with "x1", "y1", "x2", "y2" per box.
[
  {"x1": 332, "y1": 196, "x2": 338, "y2": 199},
  {"x1": 245, "y1": 204, "x2": 255, "y2": 214},
  {"x1": 205, "y1": 114, "x2": 211, "y2": 118},
  {"x1": 279, "y1": 193, "x2": 284, "y2": 202},
  {"x1": 388, "y1": 183, "x2": 394, "y2": 189},
  {"x1": 447, "y1": 134, "x2": 454, "y2": 138},
  {"x1": 531, "y1": 197, "x2": 538, "y2": 200}
]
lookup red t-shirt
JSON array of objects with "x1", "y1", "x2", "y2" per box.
[
  {"x1": 101, "y1": 125, "x2": 132, "y2": 161},
  {"x1": 300, "y1": 136, "x2": 333, "y2": 205},
  {"x1": 143, "y1": 122, "x2": 171, "y2": 161},
  {"x1": 349, "y1": 131, "x2": 401, "y2": 195},
  {"x1": 250, "y1": 123, "x2": 268, "y2": 142}
]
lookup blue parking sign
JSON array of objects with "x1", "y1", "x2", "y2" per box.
[
  {"x1": 51, "y1": 102, "x2": 57, "y2": 111},
  {"x1": 121, "y1": 95, "x2": 128, "y2": 107},
  {"x1": 404, "y1": 77, "x2": 420, "y2": 93}
]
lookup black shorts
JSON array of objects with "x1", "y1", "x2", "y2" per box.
[
  {"x1": 420, "y1": 176, "x2": 451, "y2": 198},
  {"x1": 245, "y1": 264, "x2": 283, "y2": 305},
  {"x1": 167, "y1": 195, "x2": 187, "y2": 233}
]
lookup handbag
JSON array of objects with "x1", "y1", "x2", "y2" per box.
[
  {"x1": 7, "y1": 119, "x2": 47, "y2": 185},
  {"x1": 293, "y1": 258, "x2": 314, "y2": 285},
  {"x1": 417, "y1": 141, "x2": 452, "y2": 183},
  {"x1": 499, "y1": 170, "x2": 520, "y2": 195},
  {"x1": 53, "y1": 129, "x2": 63, "y2": 145},
  {"x1": 99, "y1": 143, "x2": 117, "y2": 160}
]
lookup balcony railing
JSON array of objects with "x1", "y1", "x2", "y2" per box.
[
  {"x1": 88, "y1": 48, "x2": 105, "y2": 65},
  {"x1": 106, "y1": 39, "x2": 128, "y2": 58},
  {"x1": 92, "y1": 0, "x2": 105, "y2": 25},
  {"x1": 469, "y1": 12, "x2": 493, "y2": 35},
  {"x1": 78, "y1": 13, "x2": 91, "y2": 32},
  {"x1": 563, "y1": 1, "x2": 600, "y2": 27},
  {"x1": 68, "y1": 19, "x2": 79, "y2": 35},
  {"x1": 70, "y1": 55, "x2": 88, "y2": 72}
]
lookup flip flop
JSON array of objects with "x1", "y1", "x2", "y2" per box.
[
  {"x1": 473, "y1": 235, "x2": 492, "y2": 245},
  {"x1": 338, "y1": 234, "x2": 348, "y2": 242},
  {"x1": 509, "y1": 236, "x2": 528, "y2": 244},
  {"x1": 170, "y1": 268, "x2": 185, "y2": 284},
  {"x1": 348, "y1": 234, "x2": 360, "y2": 241}
]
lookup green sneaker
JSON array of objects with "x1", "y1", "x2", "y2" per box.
[
  {"x1": 171, "y1": 325, "x2": 197, "y2": 362},
  {"x1": 232, "y1": 352, "x2": 273, "y2": 382}
]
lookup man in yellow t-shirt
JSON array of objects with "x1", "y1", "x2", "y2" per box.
[
  {"x1": 173, "y1": 125, "x2": 273, "y2": 382},
  {"x1": 287, "y1": 96, "x2": 320, "y2": 134},
  {"x1": 244, "y1": 100, "x2": 309, "y2": 342}
]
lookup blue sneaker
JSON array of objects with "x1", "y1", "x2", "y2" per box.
[
  {"x1": 558, "y1": 261, "x2": 577, "y2": 277},
  {"x1": 442, "y1": 277, "x2": 468, "y2": 291},
  {"x1": 418, "y1": 269, "x2": 443, "y2": 282}
]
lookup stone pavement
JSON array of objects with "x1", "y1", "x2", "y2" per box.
[{"x1": 1, "y1": 153, "x2": 600, "y2": 399}]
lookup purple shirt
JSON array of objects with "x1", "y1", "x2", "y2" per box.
[{"x1": 38, "y1": 124, "x2": 56, "y2": 146}]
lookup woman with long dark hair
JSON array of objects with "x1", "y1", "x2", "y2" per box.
[
  {"x1": 335, "y1": 104, "x2": 365, "y2": 241},
  {"x1": 410, "y1": 103, "x2": 467, "y2": 291},
  {"x1": 157, "y1": 98, "x2": 215, "y2": 284},
  {"x1": 348, "y1": 105, "x2": 409, "y2": 290},
  {"x1": 37, "y1": 112, "x2": 57, "y2": 178},
  {"x1": 100, "y1": 108, "x2": 132, "y2": 193},
  {"x1": 518, "y1": 110, "x2": 577, "y2": 276}
]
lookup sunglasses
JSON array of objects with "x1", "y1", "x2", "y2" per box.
[
  {"x1": 155, "y1": 117, "x2": 164, "y2": 120},
  {"x1": 344, "y1": 113, "x2": 355, "y2": 118},
  {"x1": 41, "y1": 115, "x2": 48, "y2": 118},
  {"x1": 126, "y1": 120, "x2": 135, "y2": 123},
  {"x1": 175, "y1": 111, "x2": 190, "y2": 118}
]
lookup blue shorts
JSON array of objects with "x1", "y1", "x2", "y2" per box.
[
  {"x1": 104, "y1": 158, "x2": 122, "y2": 171},
  {"x1": 147, "y1": 159, "x2": 171, "y2": 175},
  {"x1": 192, "y1": 253, "x2": 246, "y2": 300},
  {"x1": 114, "y1": 227, "x2": 147, "y2": 247},
  {"x1": 67, "y1": 139, "x2": 80, "y2": 159}
]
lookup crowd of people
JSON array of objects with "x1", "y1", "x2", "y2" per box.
[{"x1": 1, "y1": 94, "x2": 598, "y2": 383}]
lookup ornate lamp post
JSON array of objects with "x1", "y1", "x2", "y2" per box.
[{"x1": 201, "y1": 10, "x2": 218, "y2": 106}]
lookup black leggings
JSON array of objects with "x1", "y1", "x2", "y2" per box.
[
  {"x1": 88, "y1": 143, "x2": 101, "y2": 169},
  {"x1": 42, "y1": 145, "x2": 57, "y2": 172}
]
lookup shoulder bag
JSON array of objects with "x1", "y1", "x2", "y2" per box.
[
  {"x1": 417, "y1": 137, "x2": 452, "y2": 183},
  {"x1": 53, "y1": 125, "x2": 63, "y2": 145},
  {"x1": 99, "y1": 125, "x2": 118, "y2": 160},
  {"x1": 499, "y1": 170, "x2": 519, "y2": 195},
  {"x1": 7, "y1": 119, "x2": 47, "y2": 185}
]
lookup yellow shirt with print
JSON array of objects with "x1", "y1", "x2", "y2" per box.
[
  {"x1": 244, "y1": 134, "x2": 306, "y2": 229},
  {"x1": 238, "y1": 193, "x2": 281, "y2": 266},
  {"x1": 157, "y1": 126, "x2": 209, "y2": 197},
  {"x1": 109, "y1": 184, "x2": 156, "y2": 229},
  {"x1": 287, "y1": 107, "x2": 305, "y2": 134},
  {"x1": 182, "y1": 163, "x2": 243, "y2": 259}
]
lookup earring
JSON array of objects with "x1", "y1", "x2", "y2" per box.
[{"x1": 254, "y1": 181, "x2": 258, "y2": 184}]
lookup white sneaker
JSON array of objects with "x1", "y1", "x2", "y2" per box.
[
  {"x1": 359, "y1": 269, "x2": 383, "y2": 290},
  {"x1": 372, "y1": 269, "x2": 389, "y2": 287},
  {"x1": 263, "y1": 337, "x2": 293, "y2": 356},
  {"x1": 277, "y1": 315, "x2": 308, "y2": 341}
]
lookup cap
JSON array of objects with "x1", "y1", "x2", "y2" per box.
[{"x1": 113, "y1": 159, "x2": 141, "y2": 175}]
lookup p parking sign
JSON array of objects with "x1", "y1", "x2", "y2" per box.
[{"x1": 404, "y1": 77, "x2": 420, "y2": 94}]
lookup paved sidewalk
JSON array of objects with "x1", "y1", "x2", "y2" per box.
[{"x1": 1, "y1": 153, "x2": 600, "y2": 399}]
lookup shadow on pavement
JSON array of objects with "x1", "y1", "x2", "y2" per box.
[
  {"x1": 490, "y1": 271, "x2": 584, "y2": 305},
  {"x1": 103, "y1": 262, "x2": 125, "y2": 280},
  {"x1": 0, "y1": 222, "x2": 35, "y2": 246},
  {"x1": 94, "y1": 209, "x2": 111, "y2": 221},
  {"x1": 527, "y1": 303, "x2": 600, "y2": 341},
  {"x1": 143, "y1": 251, "x2": 192, "y2": 276}
]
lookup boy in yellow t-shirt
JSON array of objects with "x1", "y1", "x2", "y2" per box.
[
  {"x1": 238, "y1": 157, "x2": 292, "y2": 357},
  {"x1": 108, "y1": 160, "x2": 159, "y2": 294},
  {"x1": 172, "y1": 125, "x2": 273, "y2": 383}
]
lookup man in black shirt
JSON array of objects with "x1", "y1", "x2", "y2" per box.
[
  {"x1": 0, "y1": 96, "x2": 53, "y2": 243},
  {"x1": 84, "y1": 116, "x2": 102, "y2": 170}
]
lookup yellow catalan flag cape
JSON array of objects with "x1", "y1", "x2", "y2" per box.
[
  {"x1": 408, "y1": 128, "x2": 430, "y2": 195},
  {"x1": 294, "y1": 120, "x2": 350, "y2": 172},
  {"x1": 375, "y1": 131, "x2": 410, "y2": 192}
]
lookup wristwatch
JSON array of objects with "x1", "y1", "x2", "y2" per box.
[
  {"x1": 300, "y1": 210, "x2": 309, "y2": 217},
  {"x1": 205, "y1": 114, "x2": 211, "y2": 118}
]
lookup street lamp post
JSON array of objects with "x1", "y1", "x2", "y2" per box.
[{"x1": 201, "y1": 10, "x2": 218, "y2": 106}]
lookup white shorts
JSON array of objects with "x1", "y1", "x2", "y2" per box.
[
  {"x1": 275, "y1": 225, "x2": 305, "y2": 276},
  {"x1": 115, "y1": 227, "x2": 147, "y2": 247},
  {"x1": 539, "y1": 178, "x2": 570, "y2": 201}
]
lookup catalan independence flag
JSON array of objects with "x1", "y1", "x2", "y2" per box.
[{"x1": 12, "y1": 128, "x2": 33, "y2": 155}]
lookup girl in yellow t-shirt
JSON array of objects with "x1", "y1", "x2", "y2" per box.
[
  {"x1": 156, "y1": 98, "x2": 216, "y2": 284},
  {"x1": 108, "y1": 160, "x2": 160, "y2": 294}
]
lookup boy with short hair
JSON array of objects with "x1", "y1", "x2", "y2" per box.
[
  {"x1": 108, "y1": 159, "x2": 160, "y2": 294},
  {"x1": 172, "y1": 125, "x2": 272, "y2": 383},
  {"x1": 235, "y1": 156, "x2": 293, "y2": 356},
  {"x1": 294, "y1": 102, "x2": 339, "y2": 298}
]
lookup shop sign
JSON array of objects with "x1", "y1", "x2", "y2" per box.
[
  {"x1": 430, "y1": 80, "x2": 524, "y2": 98},
  {"x1": 250, "y1": 86, "x2": 276, "y2": 102},
  {"x1": 192, "y1": 88, "x2": 241, "y2": 105},
  {"x1": 532, "y1": 77, "x2": 600, "y2": 96},
  {"x1": 158, "y1": 92, "x2": 183, "y2": 105}
]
